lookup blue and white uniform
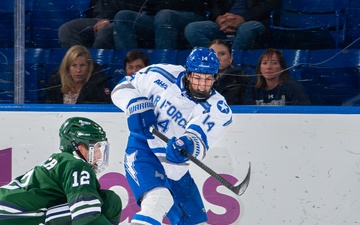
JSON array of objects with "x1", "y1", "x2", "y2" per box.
[{"x1": 112, "y1": 63, "x2": 232, "y2": 224}]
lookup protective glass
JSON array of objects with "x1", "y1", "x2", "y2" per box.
[
  {"x1": 88, "y1": 141, "x2": 109, "y2": 174},
  {"x1": 188, "y1": 73, "x2": 216, "y2": 97}
]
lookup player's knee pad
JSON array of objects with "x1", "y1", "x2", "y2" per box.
[{"x1": 134, "y1": 187, "x2": 174, "y2": 223}]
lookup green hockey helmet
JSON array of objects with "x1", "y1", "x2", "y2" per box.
[
  {"x1": 59, "y1": 117, "x2": 106, "y2": 153},
  {"x1": 59, "y1": 117, "x2": 109, "y2": 173}
]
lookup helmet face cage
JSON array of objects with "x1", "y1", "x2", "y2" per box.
[
  {"x1": 59, "y1": 117, "x2": 108, "y2": 172},
  {"x1": 88, "y1": 140, "x2": 109, "y2": 174},
  {"x1": 184, "y1": 74, "x2": 216, "y2": 102},
  {"x1": 185, "y1": 47, "x2": 220, "y2": 102}
]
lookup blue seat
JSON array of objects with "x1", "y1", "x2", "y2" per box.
[
  {"x1": 89, "y1": 48, "x2": 114, "y2": 88},
  {"x1": 32, "y1": 0, "x2": 86, "y2": 11},
  {"x1": 145, "y1": 49, "x2": 178, "y2": 65},
  {"x1": 0, "y1": 48, "x2": 49, "y2": 103},
  {"x1": 177, "y1": 50, "x2": 192, "y2": 67},
  {"x1": 89, "y1": 49, "x2": 114, "y2": 76},
  {"x1": 29, "y1": 9, "x2": 80, "y2": 48},
  {"x1": 25, "y1": 48, "x2": 50, "y2": 103},
  {"x1": 0, "y1": 9, "x2": 32, "y2": 48},
  {"x1": 300, "y1": 49, "x2": 360, "y2": 106},
  {"x1": 238, "y1": 49, "x2": 264, "y2": 77},
  {"x1": 348, "y1": 0, "x2": 360, "y2": 8},
  {"x1": 0, "y1": 2, "x2": 14, "y2": 12},
  {"x1": 270, "y1": 0, "x2": 347, "y2": 49},
  {"x1": 231, "y1": 50, "x2": 244, "y2": 68},
  {"x1": 45, "y1": 48, "x2": 67, "y2": 76},
  {"x1": 344, "y1": 7, "x2": 360, "y2": 48},
  {"x1": 108, "y1": 50, "x2": 128, "y2": 90}
]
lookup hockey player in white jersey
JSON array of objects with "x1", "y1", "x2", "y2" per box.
[{"x1": 111, "y1": 47, "x2": 232, "y2": 225}]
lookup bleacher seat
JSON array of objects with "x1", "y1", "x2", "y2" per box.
[
  {"x1": 44, "y1": 48, "x2": 67, "y2": 77},
  {"x1": 89, "y1": 48, "x2": 114, "y2": 89},
  {"x1": 29, "y1": 9, "x2": 80, "y2": 48},
  {"x1": 27, "y1": 0, "x2": 89, "y2": 48},
  {"x1": 0, "y1": 48, "x2": 49, "y2": 103},
  {"x1": 0, "y1": 1, "x2": 32, "y2": 48},
  {"x1": 300, "y1": 49, "x2": 360, "y2": 106},
  {"x1": 144, "y1": 49, "x2": 178, "y2": 65},
  {"x1": 177, "y1": 50, "x2": 192, "y2": 66},
  {"x1": 25, "y1": 48, "x2": 50, "y2": 103},
  {"x1": 89, "y1": 48, "x2": 114, "y2": 77},
  {"x1": 347, "y1": 0, "x2": 360, "y2": 8},
  {"x1": 231, "y1": 50, "x2": 244, "y2": 67},
  {"x1": 270, "y1": 0, "x2": 347, "y2": 49},
  {"x1": 108, "y1": 50, "x2": 127, "y2": 90},
  {"x1": 238, "y1": 49, "x2": 263, "y2": 77},
  {"x1": 344, "y1": 6, "x2": 360, "y2": 48}
]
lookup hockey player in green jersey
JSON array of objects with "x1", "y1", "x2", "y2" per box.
[{"x1": 0, "y1": 117, "x2": 122, "y2": 225}]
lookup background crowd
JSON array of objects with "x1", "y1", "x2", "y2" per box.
[{"x1": 1, "y1": 0, "x2": 359, "y2": 106}]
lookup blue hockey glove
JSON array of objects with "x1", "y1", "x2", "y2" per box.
[
  {"x1": 126, "y1": 98, "x2": 157, "y2": 139},
  {"x1": 166, "y1": 136, "x2": 194, "y2": 164}
]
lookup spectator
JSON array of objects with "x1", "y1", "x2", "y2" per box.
[
  {"x1": 125, "y1": 49, "x2": 150, "y2": 76},
  {"x1": 244, "y1": 48, "x2": 311, "y2": 105},
  {"x1": 0, "y1": 117, "x2": 122, "y2": 225},
  {"x1": 113, "y1": 0, "x2": 206, "y2": 49},
  {"x1": 45, "y1": 45, "x2": 112, "y2": 104},
  {"x1": 209, "y1": 39, "x2": 249, "y2": 104},
  {"x1": 58, "y1": 0, "x2": 124, "y2": 49},
  {"x1": 185, "y1": 0, "x2": 281, "y2": 50}
]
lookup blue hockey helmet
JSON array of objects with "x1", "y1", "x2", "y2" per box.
[
  {"x1": 186, "y1": 47, "x2": 220, "y2": 76},
  {"x1": 183, "y1": 47, "x2": 220, "y2": 102}
]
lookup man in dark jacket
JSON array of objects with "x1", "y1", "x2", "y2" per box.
[
  {"x1": 113, "y1": 0, "x2": 207, "y2": 49},
  {"x1": 185, "y1": 0, "x2": 282, "y2": 50},
  {"x1": 58, "y1": 0, "x2": 124, "y2": 49}
]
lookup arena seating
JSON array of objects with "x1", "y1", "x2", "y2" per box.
[
  {"x1": 344, "y1": 6, "x2": 360, "y2": 48},
  {"x1": 300, "y1": 49, "x2": 360, "y2": 106},
  {"x1": 0, "y1": 0, "x2": 360, "y2": 106},
  {"x1": 270, "y1": 0, "x2": 347, "y2": 49}
]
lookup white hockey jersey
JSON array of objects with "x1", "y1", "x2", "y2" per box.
[{"x1": 111, "y1": 63, "x2": 232, "y2": 180}]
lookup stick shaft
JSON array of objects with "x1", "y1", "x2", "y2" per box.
[{"x1": 150, "y1": 126, "x2": 250, "y2": 195}]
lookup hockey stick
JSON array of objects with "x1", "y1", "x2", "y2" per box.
[{"x1": 149, "y1": 125, "x2": 251, "y2": 196}]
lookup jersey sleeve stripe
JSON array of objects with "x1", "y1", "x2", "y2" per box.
[{"x1": 146, "y1": 66, "x2": 177, "y2": 83}]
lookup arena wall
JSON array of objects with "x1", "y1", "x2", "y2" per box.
[{"x1": 0, "y1": 105, "x2": 359, "y2": 224}]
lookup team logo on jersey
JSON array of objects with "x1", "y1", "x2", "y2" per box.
[
  {"x1": 154, "y1": 79, "x2": 168, "y2": 90},
  {"x1": 217, "y1": 100, "x2": 230, "y2": 114},
  {"x1": 175, "y1": 139, "x2": 184, "y2": 147}
]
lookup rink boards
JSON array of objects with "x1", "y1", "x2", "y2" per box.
[{"x1": 0, "y1": 105, "x2": 359, "y2": 224}]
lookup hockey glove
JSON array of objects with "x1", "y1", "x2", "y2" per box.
[
  {"x1": 127, "y1": 98, "x2": 157, "y2": 139},
  {"x1": 166, "y1": 135, "x2": 195, "y2": 164}
]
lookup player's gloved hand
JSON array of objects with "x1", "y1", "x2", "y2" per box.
[
  {"x1": 166, "y1": 135, "x2": 194, "y2": 163},
  {"x1": 126, "y1": 97, "x2": 157, "y2": 139}
]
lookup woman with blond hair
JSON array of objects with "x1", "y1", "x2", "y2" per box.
[{"x1": 45, "y1": 45, "x2": 111, "y2": 104}]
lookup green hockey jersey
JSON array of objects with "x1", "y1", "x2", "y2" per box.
[{"x1": 0, "y1": 152, "x2": 121, "y2": 225}]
